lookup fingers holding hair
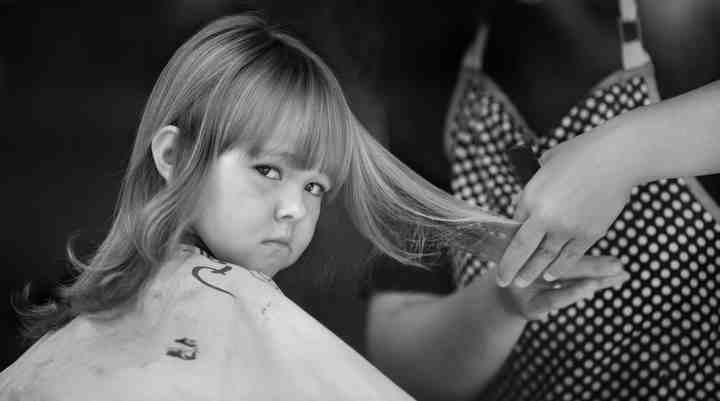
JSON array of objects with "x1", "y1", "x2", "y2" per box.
[
  {"x1": 513, "y1": 233, "x2": 569, "y2": 288},
  {"x1": 497, "y1": 217, "x2": 545, "y2": 287}
]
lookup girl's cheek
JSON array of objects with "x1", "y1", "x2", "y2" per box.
[
  {"x1": 246, "y1": 177, "x2": 275, "y2": 197},
  {"x1": 307, "y1": 196, "x2": 323, "y2": 214}
]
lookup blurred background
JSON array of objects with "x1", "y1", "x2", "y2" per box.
[{"x1": 1, "y1": 0, "x2": 720, "y2": 370}]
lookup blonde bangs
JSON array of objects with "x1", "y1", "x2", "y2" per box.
[{"x1": 216, "y1": 44, "x2": 353, "y2": 199}]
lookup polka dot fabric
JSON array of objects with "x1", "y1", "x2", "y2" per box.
[
  {"x1": 448, "y1": 81, "x2": 528, "y2": 286},
  {"x1": 447, "y1": 72, "x2": 720, "y2": 400}
]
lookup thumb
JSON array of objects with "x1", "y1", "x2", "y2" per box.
[
  {"x1": 512, "y1": 193, "x2": 529, "y2": 221},
  {"x1": 538, "y1": 147, "x2": 557, "y2": 166}
]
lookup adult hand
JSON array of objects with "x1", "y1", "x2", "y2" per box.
[
  {"x1": 498, "y1": 126, "x2": 642, "y2": 288},
  {"x1": 502, "y1": 255, "x2": 629, "y2": 320}
]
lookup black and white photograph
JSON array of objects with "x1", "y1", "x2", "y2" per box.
[{"x1": 1, "y1": 1, "x2": 720, "y2": 400}]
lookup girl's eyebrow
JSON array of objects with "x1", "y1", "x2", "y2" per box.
[
  {"x1": 261, "y1": 150, "x2": 331, "y2": 184},
  {"x1": 261, "y1": 151, "x2": 304, "y2": 170}
]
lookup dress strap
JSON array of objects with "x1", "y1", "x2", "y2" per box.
[
  {"x1": 461, "y1": 23, "x2": 489, "y2": 69},
  {"x1": 618, "y1": 0, "x2": 651, "y2": 69}
]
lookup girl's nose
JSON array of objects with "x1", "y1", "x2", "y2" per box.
[{"x1": 275, "y1": 188, "x2": 307, "y2": 222}]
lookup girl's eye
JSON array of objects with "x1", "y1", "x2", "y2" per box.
[
  {"x1": 305, "y1": 182, "x2": 326, "y2": 197},
  {"x1": 255, "y1": 165, "x2": 281, "y2": 180}
]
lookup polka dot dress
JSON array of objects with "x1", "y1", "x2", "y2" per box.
[{"x1": 446, "y1": 70, "x2": 720, "y2": 400}]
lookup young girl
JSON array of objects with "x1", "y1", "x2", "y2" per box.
[{"x1": 0, "y1": 14, "x2": 624, "y2": 400}]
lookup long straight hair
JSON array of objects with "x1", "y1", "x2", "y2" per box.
[{"x1": 19, "y1": 13, "x2": 517, "y2": 339}]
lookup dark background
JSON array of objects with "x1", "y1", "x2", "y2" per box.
[
  {"x1": 0, "y1": 0, "x2": 483, "y2": 368},
  {"x1": 2, "y1": 0, "x2": 720, "y2": 370}
]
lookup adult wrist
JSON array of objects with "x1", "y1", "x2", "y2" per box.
[{"x1": 594, "y1": 110, "x2": 655, "y2": 188}]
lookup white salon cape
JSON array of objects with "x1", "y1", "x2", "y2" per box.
[{"x1": 0, "y1": 246, "x2": 414, "y2": 400}]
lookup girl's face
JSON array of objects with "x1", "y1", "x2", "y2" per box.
[{"x1": 192, "y1": 137, "x2": 331, "y2": 277}]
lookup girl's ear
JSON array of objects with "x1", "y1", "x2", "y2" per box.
[{"x1": 151, "y1": 125, "x2": 180, "y2": 182}]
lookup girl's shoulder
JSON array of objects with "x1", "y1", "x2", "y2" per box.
[
  {"x1": 0, "y1": 246, "x2": 287, "y2": 401},
  {"x1": 0, "y1": 245, "x2": 415, "y2": 401}
]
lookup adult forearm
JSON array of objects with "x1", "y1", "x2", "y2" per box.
[
  {"x1": 601, "y1": 80, "x2": 720, "y2": 185},
  {"x1": 367, "y1": 278, "x2": 526, "y2": 401}
]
